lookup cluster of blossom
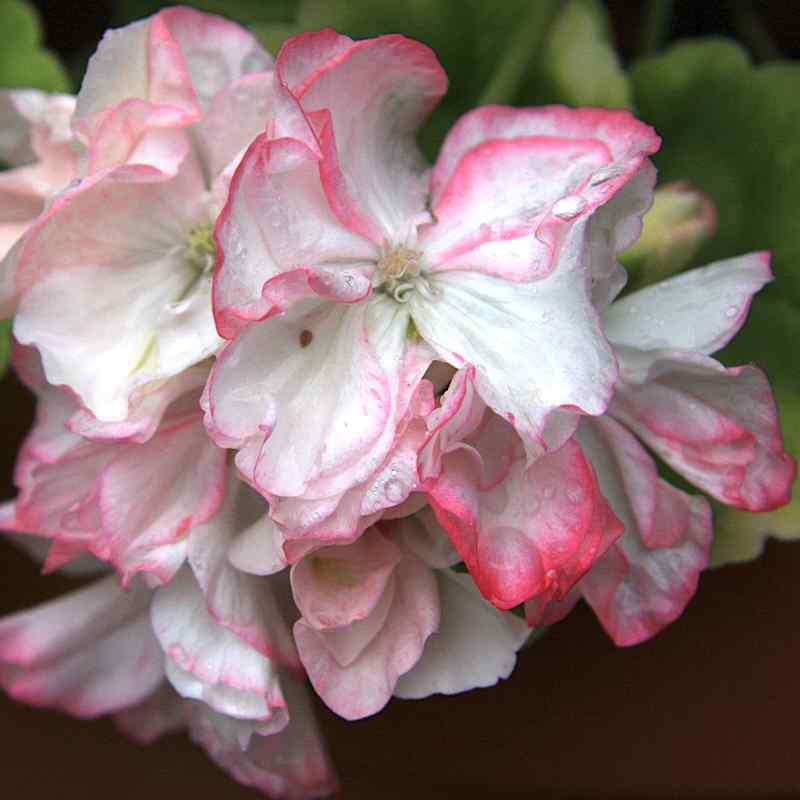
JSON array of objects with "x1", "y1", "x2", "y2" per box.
[{"x1": 0, "y1": 8, "x2": 794, "y2": 798}]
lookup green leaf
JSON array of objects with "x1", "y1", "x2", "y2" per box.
[
  {"x1": 0, "y1": 1, "x2": 70, "y2": 92},
  {"x1": 632, "y1": 39, "x2": 800, "y2": 564},
  {"x1": 520, "y1": 0, "x2": 633, "y2": 109}
]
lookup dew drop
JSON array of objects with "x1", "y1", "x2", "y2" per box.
[
  {"x1": 543, "y1": 486, "x2": 555, "y2": 499},
  {"x1": 541, "y1": 310, "x2": 554, "y2": 323},
  {"x1": 552, "y1": 195, "x2": 587, "y2": 221},
  {"x1": 725, "y1": 305, "x2": 739, "y2": 318},
  {"x1": 384, "y1": 478, "x2": 405, "y2": 504}
]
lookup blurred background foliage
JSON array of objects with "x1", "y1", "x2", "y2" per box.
[{"x1": 2, "y1": 0, "x2": 798, "y2": 563}]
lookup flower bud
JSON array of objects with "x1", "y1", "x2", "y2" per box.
[{"x1": 621, "y1": 181, "x2": 716, "y2": 286}]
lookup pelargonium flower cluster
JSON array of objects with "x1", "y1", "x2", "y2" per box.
[{"x1": 0, "y1": 7, "x2": 794, "y2": 798}]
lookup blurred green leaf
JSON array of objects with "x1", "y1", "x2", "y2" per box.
[
  {"x1": 0, "y1": 1, "x2": 70, "y2": 92},
  {"x1": 520, "y1": 0, "x2": 633, "y2": 109},
  {"x1": 632, "y1": 39, "x2": 800, "y2": 561}
]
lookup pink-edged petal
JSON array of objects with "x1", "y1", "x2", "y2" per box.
[
  {"x1": 576, "y1": 415, "x2": 712, "y2": 645},
  {"x1": 290, "y1": 532, "x2": 402, "y2": 630},
  {"x1": 194, "y1": 72, "x2": 275, "y2": 182},
  {"x1": 213, "y1": 129, "x2": 376, "y2": 337},
  {"x1": 206, "y1": 296, "x2": 412, "y2": 501},
  {"x1": 612, "y1": 355, "x2": 796, "y2": 512},
  {"x1": 422, "y1": 372, "x2": 622, "y2": 609},
  {"x1": 395, "y1": 569, "x2": 528, "y2": 698},
  {"x1": 431, "y1": 104, "x2": 660, "y2": 207},
  {"x1": 187, "y1": 474, "x2": 300, "y2": 668},
  {"x1": 421, "y1": 135, "x2": 612, "y2": 281},
  {"x1": 152, "y1": 567, "x2": 287, "y2": 724},
  {"x1": 67, "y1": 364, "x2": 210, "y2": 444},
  {"x1": 276, "y1": 29, "x2": 353, "y2": 97},
  {"x1": 428, "y1": 434, "x2": 622, "y2": 610},
  {"x1": 74, "y1": 7, "x2": 270, "y2": 174},
  {"x1": 294, "y1": 550, "x2": 438, "y2": 720},
  {"x1": 278, "y1": 33, "x2": 447, "y2": 240},
  {"x1": 0, "y1": 575, "x2": 148, "y2": 666},
  {"x1": 0, "y1": 577, "x2": 164, "y2": 717},
  {"x1": 114, "y1": 682, "x2": 186, "y2": 744},
  {"x1": 604, "y1": 252, "x2": 773, "y2": 357},
  {"x1": 157, "y1": 6, "x2": 272, "y2": 106},
  {"x1": 98, "y1": 414, "x2": 227, "y2": 583},
  {"x1": 411, "y1": 221, "x2": 618, "y2": 457},
  {"x1": 270, "y1": 364, "x2": 435, "y2": 551},
  {"x1": 190, "y1": 673, "x2": 339, "y2": 800}
]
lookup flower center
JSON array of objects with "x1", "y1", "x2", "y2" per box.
[
  {"x1": 184, "y1": 223, "x2": 216, "y2": 275},
  {"x1": 176, "y1": 223, "x2": 216, "y2": 301},
  {"x1": 376, "y1": 242, "x2": 437, "y2": 303}
]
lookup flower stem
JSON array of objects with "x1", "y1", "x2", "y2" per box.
[
  {"x1": 477, "y1": 0, "x2": 561, "y2": 107},
  {"x1": 637, "y1": 0, "x2": 674, "y2": 57}
]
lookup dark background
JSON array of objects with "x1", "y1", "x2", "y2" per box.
[{"x1": 2, "y1": 2, "x2": 799, "y2": 798}]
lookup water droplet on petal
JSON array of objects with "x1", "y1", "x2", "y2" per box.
[
  {"x1": 541, "y1": 311, "x2": 554, "y2": 323},
  {"x1": 552, "y1": 195, "x2": 587, "y2": 221},
  {"x1": 543, "y1": 486, "x2": 555, "y2": 499},
  {"x1": 384, "y1": 478, "x2": 405, "y2": 504},
  {"x1": 725, "y1": 305, "x2": 739, "y2": 318}
]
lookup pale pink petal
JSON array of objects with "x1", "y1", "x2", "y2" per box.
[
  {"x1": 152, "y1": 567, "x2": 287, "y2": 724},
  {"x1": 98, "y1": 414, "x2": 227, "y2": 583},
  {"x1": 420, "y1": 135, "x2": 612, "y2": 282},
  {"x1": 228, "y1": 513, "x2": 288, "y2": 577},
  {"x1": 411, "y1": 222, "x2": 618, "y2": 458},
  {"x1": 194, "y1": 72, "x2": 276, "y2": 181},
  {"x1": 576, "y1": 416, "x2": 712, "y2": 645},
  {"x1": 294, "y1": 552, "x2": 438, "y2": 720},
  {"x1": 431, "y1": 104, "x2": 660, "y2": 208},
  {"x1": 612, "y1": 355, "x2": 796, "y2": 512},
  {"x1": 190, "y1": 674, "x2": 339, "y2": 800},
  {"x1": 604, "y1": 252, "x2": 773, "y2": 357},
  {"x1": 290, "y1": 532, "x2": 402, "y2": 630},
  {"x1": 0, "y1": 577, "x2": 164, "y2": 717},
  {"x1": 74, "y1": 7, "x2": 270, "y2": 174},
  {"x1": 278, "y1": 33, "x2": 447, "y2": 240},
  {"x1": 395, "y1": 569, "x2": 528, "y2": 698},
  {"x1": 187, "y1": 475, "x2": 299, "y2": 668},
  {"x1": 10, "y1": 159, "x2": 217, "y2": 420},
  {"x1": 270, "y1": 365, "x2": 435, "y2": 551},
  {"x1": 67, "y1": 364, "x2": 210, "y2": 444},
  {"x1": 205, "y1": 297, "x2": 413, "y2": 501}
]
